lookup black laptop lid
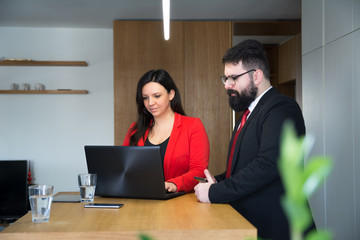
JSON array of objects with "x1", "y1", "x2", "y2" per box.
[
  {"x1": 0, "y1": 160, "x2": 29, "y2": 220},
  {"x1": 85, "y1": 146, "x2": 170, "y2": 199}
]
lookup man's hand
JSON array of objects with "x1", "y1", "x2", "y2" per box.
[
  {"x1": 194, "y1": 169, "x2": 216, "y2": 203},
  {"x1": 204, "y1": 169, "x2": 216, "y2": 183}
]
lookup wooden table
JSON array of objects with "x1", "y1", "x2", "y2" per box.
[{"x1": 1, "y1": 192, "x2": 256, "y2": 240}]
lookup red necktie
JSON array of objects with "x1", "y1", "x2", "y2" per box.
[{"x1": 226, "y1": 109, "x2": 250, "y2": 178}]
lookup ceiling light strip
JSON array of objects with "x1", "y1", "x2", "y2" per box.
[{"x1": 162, "y1": 0, "x2": 170, "y2": 40}]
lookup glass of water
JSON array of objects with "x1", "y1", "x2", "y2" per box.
[
  {"x1": 78, "y1": 173, "x2": 97, "y2": 202},
  {"x1": 28, "y1": 185, "x2": 54, "y2": 223}
]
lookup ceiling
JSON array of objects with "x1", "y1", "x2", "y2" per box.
[{"x1": 0, "y1": 0, "x2": 301, "y2": 29}]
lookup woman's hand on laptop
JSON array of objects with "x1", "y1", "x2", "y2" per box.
[{"x1": 165, "y1": 182, "x2": 177, "y2": 192}]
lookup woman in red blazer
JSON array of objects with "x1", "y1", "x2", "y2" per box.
[{"x1": 123, "y1": 69, "x2": 209, "y2": 192}]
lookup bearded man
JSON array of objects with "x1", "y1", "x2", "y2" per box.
[{"x1": 194, "y1": 39, "x2": 314, "y2": 240}]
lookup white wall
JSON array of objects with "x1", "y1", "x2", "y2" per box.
[
  {"x1": 0, "y1": 27, "x2": 114, "y2": 192},
  {"x1": 302, "y1": 0, "x2": 360, "y2": 239}
]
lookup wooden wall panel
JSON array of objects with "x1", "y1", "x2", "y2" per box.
[
  {"x1": 278, "y1": 36, "x2": 297, "y2": 84},
  {"x1": 114, "y1": 21, "x2": 184, "y2": 145},
  {"x1": 184, "y1": 21, "x2": 232, "y2": 175},
  {"x1": 114, "y1": 20, "x2": 232, "y2": 175}
]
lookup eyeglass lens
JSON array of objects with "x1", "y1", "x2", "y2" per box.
[{"x1": 220, "y1": 69, "x2": 256, "y2": 85}]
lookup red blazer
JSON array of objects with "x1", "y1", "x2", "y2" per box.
[{"x1": 123, "y1": 113, "x2": 210, "y2": 192}]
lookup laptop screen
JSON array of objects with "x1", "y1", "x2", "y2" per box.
[
  {"x1": 85, "y1": 146, "x2": 171, "y2": 199},
  {"x1": 0, "y1": 160, "x2": 29, "y2": 220}
]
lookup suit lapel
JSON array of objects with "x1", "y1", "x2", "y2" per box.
[
  {"x1": 229, "y1": 114, "x2": 247, "y2": 172},
  {"x1": 229, "y1": 88, "x2": 277, "y2": 171}
]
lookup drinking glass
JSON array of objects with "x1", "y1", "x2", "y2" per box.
[
  {"x1": 78, "y1": 173, "x2": 97, "y2": 202},
  {"x1": 28, "y1": 185, "x2": 54, "y2": 223}
]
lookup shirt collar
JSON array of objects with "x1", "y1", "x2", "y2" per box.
[{"x1": 247, "y1": 86, "x2": 272, "y2": 116}]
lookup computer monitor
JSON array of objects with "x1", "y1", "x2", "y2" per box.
[{"x1": 0, "y1": 160, "x2": 29, "y2": 221}]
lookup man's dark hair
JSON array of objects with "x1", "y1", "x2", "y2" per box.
[{"x1": 222, "y1": 39, "x2": 270, "y2": 80}]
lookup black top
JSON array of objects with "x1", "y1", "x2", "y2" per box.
[{"x1": 145, "y1": 137, "x2": 170, "y2": 164}]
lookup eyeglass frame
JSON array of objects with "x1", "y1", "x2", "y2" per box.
[{"x1": 220, "y1": 69, "x2": 256, "y2": 85}]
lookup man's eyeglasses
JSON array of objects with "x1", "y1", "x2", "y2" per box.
[{"x1": 220, "y1": 69, "x2": 256, "y2": 85}]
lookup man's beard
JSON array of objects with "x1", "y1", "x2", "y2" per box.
[{"x1": 227, "y1": 80, "x2": 258, "y2": 112}]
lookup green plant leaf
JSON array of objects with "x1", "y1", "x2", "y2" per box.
[
  {"x1": 280, "y1": 121, "x2": 305, "y2": 167},
  {"x1": 279, "y1": 121, "x2": 306, "y2": 200},
  {"x1": 303, "y1": 157, "x2": 333, "y2": 197},
  {"x1": 305, "y1": 229, "x2": 333, "y2": 240},
  {"x1": 279, "y1": 159, "x2": 305, "y2": 200},
  {"x1": 138, "y1": 233, "x2": 154, "y2": 240},
  {"x1": 282, "y1": 197, "x2": 312, "y2": 232},
  {"x1": 278, "y1": 121, "x2": 333, "y2": 240}
]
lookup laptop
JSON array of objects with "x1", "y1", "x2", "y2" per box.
[{"x1": 84, "y1": 145, "x2": 185, "y2": 200}]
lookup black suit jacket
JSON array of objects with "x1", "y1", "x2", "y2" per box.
[{"x1": 209, "y1": 88, "x2": 307, "y2": 240}]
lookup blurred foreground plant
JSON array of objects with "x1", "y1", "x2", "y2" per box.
[
  {"x1": 139, "y1": 233, "x2": 154, "y2": 240},
  {"x1": 278, "y1": 121, "x2": 333, "y2": 240}
]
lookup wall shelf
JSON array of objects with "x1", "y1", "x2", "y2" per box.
[
  {"x1": 0, "y1": 60, "x2": 88, "y2": 67},
  {"x1": 0, "y1": 90, "x2": 89, "y2": 94},
  {"x1": 0, "y1": 60, "x2": 88, "y2": 94}
]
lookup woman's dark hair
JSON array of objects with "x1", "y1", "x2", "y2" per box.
[
  {"x1": 222, "y1": 39, "x2": 270, "y2": 80},
  {"x1": 129, "y1": 69, "x2": 185, "y2": 146}
]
